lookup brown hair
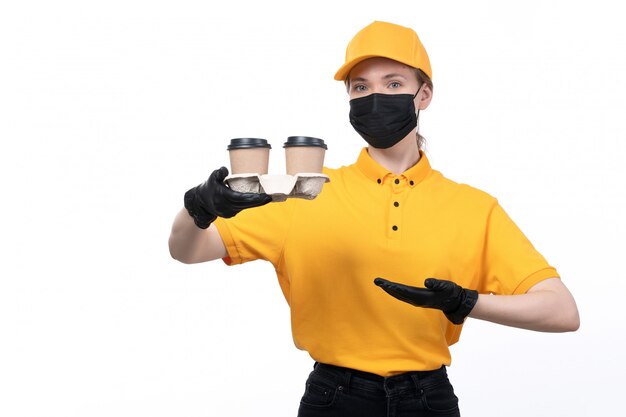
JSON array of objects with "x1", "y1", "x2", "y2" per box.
[
  {"x1": 414, "y1": 68, "x2": 433, "y2": 150},
  {"x1": 345, "y1": 67, "x2": 434, "y2": 150}
]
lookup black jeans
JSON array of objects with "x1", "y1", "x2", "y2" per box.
[{"x1": 297, "y1": 363, "x2": 460, "y2": 417}]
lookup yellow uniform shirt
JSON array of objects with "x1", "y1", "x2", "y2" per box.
[{"x1": 214, "y1": 148, "x2": 559, "y2": 376}]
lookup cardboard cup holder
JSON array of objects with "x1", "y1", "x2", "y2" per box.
[
  {"x1": 225, "y1": 136, "x2": 329, "y2": 202},
  {"x1": 225, "y1": 173, "x2": 330, "y2": 202}
]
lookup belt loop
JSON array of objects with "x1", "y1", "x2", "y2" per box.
[
  {"x1": 342, "y1": 369, "x2": 352, "y2": 394},
  {"x1": 410, "y1": 373, "x2": 422, "y2": 395}
]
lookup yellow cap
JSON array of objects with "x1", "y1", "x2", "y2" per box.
[{"x1": 334, "y1": 21, "x2": 432, "y2": 81}]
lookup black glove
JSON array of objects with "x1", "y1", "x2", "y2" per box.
[
  {"x1": 374, "y1": 277, "x2": 479, "y2": 325},
  {"x1": 184, "y1": 166, "x2": 273, "y2": 229}
]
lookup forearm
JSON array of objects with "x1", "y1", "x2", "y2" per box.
[
  {"x1": 168, "y1": 208, "x2": 227, "y2": 263},
  {"x1": 468, "y1": 279, "x2": 580, "y2": 332}
]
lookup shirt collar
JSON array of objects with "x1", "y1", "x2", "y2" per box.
[{"x1": 355, "y1": 147, "x2": 432, "y2": 187}]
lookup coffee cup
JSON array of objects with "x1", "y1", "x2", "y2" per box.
[
  {"x1": 227, "y1": 138, "x2": 272, "y2": 174},
  {"x1": 283, "y1": 136, "x2": 327, "y2": 175}
]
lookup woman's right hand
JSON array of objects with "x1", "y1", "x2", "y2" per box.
[{"x1": 184, "y1": 166, "x2": 273, "y2": 229}]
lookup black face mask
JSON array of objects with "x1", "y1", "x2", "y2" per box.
[{"x1": 349, "y1": 90, "x2": 420, "y2": 149}]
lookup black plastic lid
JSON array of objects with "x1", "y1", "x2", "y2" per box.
[
  {"x1": 283, "y1": 136, "x2": 327, "y2": 149},
  {"x1": 227, "y1": 138, "x2": 272, "y2": 150}
]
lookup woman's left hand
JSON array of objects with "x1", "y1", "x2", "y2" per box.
[{"x1": 374, "y1": 277, "x2": 478, "y2": 324}]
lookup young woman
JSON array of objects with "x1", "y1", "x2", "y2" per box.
[{"x1": 169, "y1": 20, "x2": 579, "y2": 417}]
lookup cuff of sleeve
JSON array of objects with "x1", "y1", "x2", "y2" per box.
[
  {"x1": 512, "y1": 267, "x2": 560, "y2": 295},
  {"x1": 213, "y1": 218, "x2": 242, "y2": 266}
]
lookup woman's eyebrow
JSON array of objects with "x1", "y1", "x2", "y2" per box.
[
  {"x1": 350, "y1": 73, "x2": 408, "y2": 83},
  {"x1": 382, "y1": 73, "x2": 408, "y2": 80}
]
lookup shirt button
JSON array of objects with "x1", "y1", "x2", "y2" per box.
[
  {"x1": 392, "y1": 225, "x2": 398, "y2": 231},
  {"x1": 393, "y1": 202, "x2": 399, "y2": 207},
  {"x1": 394, "y1": 179, "x2": 400, "y2": 184},
  {"x1": 410, "y1": 180, "x2": 414, "y2": 186},
  {"x1": 377, "y1": 179, "x2": 381, "y2": 184}
]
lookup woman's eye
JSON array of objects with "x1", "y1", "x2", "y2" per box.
[
  {"x1": 389, "y1": 82, "x2": 401, "y2": 88},
  {"x1": 354, "y1": 85, "x2": 367, "y2": 92}
]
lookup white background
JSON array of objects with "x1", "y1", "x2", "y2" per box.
[{"x1": 1, "y1": 1, "x2": 624, "y2": 416}]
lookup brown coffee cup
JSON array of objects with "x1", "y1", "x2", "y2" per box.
[
  {"x1": 283, "y1": 136, "x2": 327, "y2": 175},
  {"x1": 227, "y1": 138, "x2": 272, "y2": 174}
]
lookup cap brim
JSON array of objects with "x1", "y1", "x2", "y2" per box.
[
  {"x1": 334, "y1": 55, "x2": 381, "y2": 81},
  {"x1": 334, "y1": 54, "x2": 426, "y2": 81}
]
